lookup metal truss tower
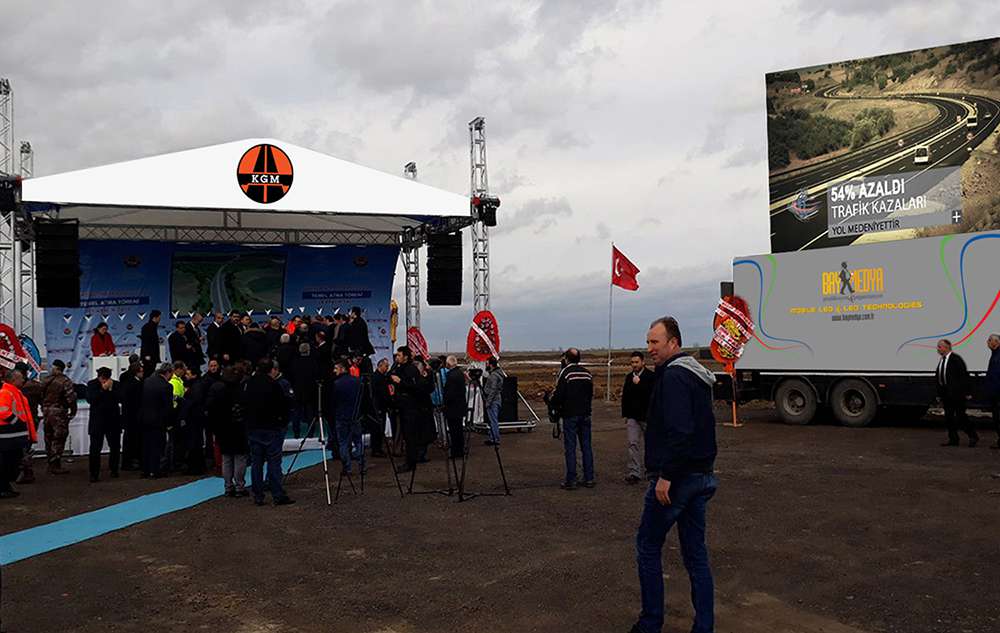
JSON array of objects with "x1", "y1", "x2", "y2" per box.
[
  {"x1": 469, "y1": 117, "x2": 490, "y2": 313},
  {"x1": 402, "y1": 162, "x2": 420, "y2": 331},
  {"x1": 19, "y1": 141, "x2": 32, "y2": 178},
  {"x1": 0, "y1": 78, "x2": 11, "y2": 176},
  {"x1": 17, "y1": 142, "x2": 35, "y2": 337},
  {"x1": 0, "y1": 78, "x2": 15, "y2": 329}
]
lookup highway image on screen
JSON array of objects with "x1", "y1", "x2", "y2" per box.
[{"x1": 171, "y1": 251, "x2": 285, "y2": 315}]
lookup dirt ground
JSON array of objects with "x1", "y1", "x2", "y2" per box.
[{"x1": 3, "y1": 399, "x2": 1000, "y2": 633}]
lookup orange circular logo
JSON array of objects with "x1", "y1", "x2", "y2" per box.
[{"x1": 237, "y1": 144, "x2": 293, "y2": 204}]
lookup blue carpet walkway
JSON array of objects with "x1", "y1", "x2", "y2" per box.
[{"x1": 0, "y1": 450, "x2": 325, "y2": 565}]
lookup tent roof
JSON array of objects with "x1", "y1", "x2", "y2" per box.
[{"x1": 20, "y1": 138, "x2": 471, "y2": 244}]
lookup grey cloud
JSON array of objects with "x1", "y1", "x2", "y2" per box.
[
  {"x1": 547, "y1": 130, "x2": 591, "y2": 150},
  {"x1": 494, "y1": 197, "x2": 574, "y2": 235},
  {"x1": 722, "y1": 145, "x2": 763, "y2": 168},
  {"x1": 726, "y1": 187, "x2": 759, "y2": 203},
  {"x1": 575, "y1": 221, "x2": 611, "y2": 244}
]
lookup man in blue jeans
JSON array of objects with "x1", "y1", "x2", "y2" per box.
[
  {"x1": 482, "y1": 357, "x2": 504, "y2": 445},
  {"x1": 632, "y1": 316, "x2": 718, "y2": 633},
  {"x1": 242, "y1": 359, "x2": 295, "y2": 507},
  {"x1": 548, "y1": 348, "x2": 594, "y2": 490},
  {"x1": 326, "y1": 359, "x2": 363, "y2": 474}
]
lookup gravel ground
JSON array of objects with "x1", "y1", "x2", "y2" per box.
[{"x1": 3, "y1": 400, "x2": 999, "y2": 633}]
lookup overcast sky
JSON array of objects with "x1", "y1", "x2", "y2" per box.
[{"x1": 5, "y1": 0, "x2": 1000, "y2": 352}]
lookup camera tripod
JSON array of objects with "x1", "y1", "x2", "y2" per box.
[
  {"x1": 334, "y1": 374, "x2": 405, "y2": 502},
  {"x1": 455, "y1": 373, "x2": 511, "y2": 502},
  {"x1": 283, "y1": 381, "x2": 333, "y2": 505}
]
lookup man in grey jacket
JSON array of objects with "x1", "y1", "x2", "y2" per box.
[{"x1": 482, "y1": 357, "x2": 504, "y2": 446}]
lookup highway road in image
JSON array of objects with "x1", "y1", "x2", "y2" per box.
[{"x1": 768, "y1": 90, "x2": 1000, "y2": 252}]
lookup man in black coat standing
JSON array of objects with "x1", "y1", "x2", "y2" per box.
[
  {"x1": 622, "y1": 351, "x2": 655, "y2": 484},
  {"x1": 185, "y1": 312, "x2": 206, "y2": 374},
  {"x1": 549, "y1": 348, "x2": 595, "y2": 490},
  {"x1": 986, "y1": 334, "x2": 1000, "y2": 449},
  {"x1": 140, "y1": 363, "x2": 174, "y2": 478},
  {"x1": 442, "y1": 355, "x2": 467, "y2": 460},
  {"x1": 168, "y1": 320, "x2": 194, "y2": 367},
  {"x1": 206, "y1": 312, "x2": 224, "y2": 361},
  {"x1": 219, "y1": 311, "x2": 243, "y2": 365},
  {"x1": 937, "y1": 339, "x2": 978, "y2": 447},
  {"x1": 242, "y1": 359, "x2": 294, "y2": 506},
  {"x1": 86, "y1": 367, "x2": 123, "y2": 482},
  {"x1": 347, "y1": 306, "x2": 375, "y2": 364},
  {"x1": 140, "y1": 310, "x2": 162, "y2": 377},
  {"x1": 119, "y1": 361, "x2": 145, "y2": 470},
  {"x1": 390, "y1": 346, "x2": 433, "y2": 473}
]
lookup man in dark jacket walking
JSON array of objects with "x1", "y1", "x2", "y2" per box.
[
  {"x1": 243, "y1": 359, "x2": 294, "y2": 506},
  {"x1": 632, "y1": 317, "x2": 718, "y2": 633},
  {"x1": 985, "y1": 334, "x2": 1000, "y2": 449},
  {"x1": 140, "y1": 364, "x2": 174, "y2": 478},
  {"x1": 937, "y1": 338, "x2": 978, "y2": 447},
  {"x1": 85, "y1": 367, "x2": 123, "y2": 482},
  {"x1": 140, "y1": 310, "x2": 162, "y2": 377},
  {"x1": 443, "y1": 356, "x2": 467, "y2": 459},
  {"x1": 549, "y1": 348, "x2": 594, "y2": 490},
  {"x1": 622, "y1": 351, "x2": 655, "y2": 484}
]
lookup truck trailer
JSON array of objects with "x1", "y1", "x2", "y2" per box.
[{"x1": 726, "y1": 230, "x2": 999, "y2": 426}]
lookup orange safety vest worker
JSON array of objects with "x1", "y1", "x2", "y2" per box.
[{"x1": 0, "y1": 381, "x2": 38, "y2": 445}]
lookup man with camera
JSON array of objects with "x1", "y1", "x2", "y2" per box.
[
  {"x1": 390, "y1": 346, "x2": 434, "y2": 473},
  {"x1": 482, "y1": 357, "x2": 504, "y2": 446},
  {"x1": 443, "y1": 355, "x2": 467, "y2": 459},
  {"x1": 548, "y1": 348, "x2": 594, "y2": 490}
]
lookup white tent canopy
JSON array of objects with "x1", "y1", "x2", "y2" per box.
[{"x1": 20, "y1": 138, "x2": 472, "y2": 245}]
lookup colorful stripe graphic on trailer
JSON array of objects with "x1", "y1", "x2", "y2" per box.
[
  {"x1": 733, "y1": 256, "x2": 813, "y2": 353},
  {"x1": 897, "y1": 233, "x2": 1000, "y2": 353}
]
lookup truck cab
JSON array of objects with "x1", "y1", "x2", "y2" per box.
[
  {"x1": 913, "y1": 145, "x2": 930, "y2": 164},
  {"x1": 967, "y1": 114, "x2": 978, "y2": 129}
]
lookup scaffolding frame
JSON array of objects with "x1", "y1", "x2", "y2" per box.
[{"x1": 469, "y1": 117, "x2": 491, "y2": 314}]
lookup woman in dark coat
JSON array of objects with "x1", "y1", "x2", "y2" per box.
[{"x1": 207, "y1": 366, "x2": 248, "y2": 496}]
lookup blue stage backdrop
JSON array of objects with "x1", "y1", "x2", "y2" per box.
[{"x1": 44, "y1": 240, "x2": 400, "y2": 382}]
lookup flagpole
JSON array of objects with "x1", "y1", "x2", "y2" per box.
[{"x1": 607, "y1": 242, "x2": 614, "y2": 402}]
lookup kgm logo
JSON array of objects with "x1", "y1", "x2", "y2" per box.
[{"x1": 237, "y1": 144, "x2": 293, "y2": 204}]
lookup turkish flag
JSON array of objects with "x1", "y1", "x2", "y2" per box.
[{"x1": 612, "y1": 246, "x2": 640, "y2": 291}]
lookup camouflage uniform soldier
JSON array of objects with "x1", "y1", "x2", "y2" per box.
[
  {"x1": 40, "y1": 359, "x2": 77, "y2": 474},
  {"x1": 16, "y1": 362, "x2": 42, "y2": 484}
]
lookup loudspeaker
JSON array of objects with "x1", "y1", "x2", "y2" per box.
[
  {"x1": 426, "y1": 232, "x2": 462, "y2": 306},
  {"x1": 34, "y1": 219, "x2": 80, "y2": 308},
  {"x1": 499, "y1": 376, "x2": 519, "y2": 422},
  {"x1": 720, "y1": 281, "x2": 734, "y2": 298}
]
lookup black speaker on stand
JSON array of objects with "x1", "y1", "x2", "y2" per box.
[
  {"x1": 33, "y1": 219, "x2": 81, "y2": 308},
  {"x1": 426, "y1": 232, "x2": 462, "y2": 306}
]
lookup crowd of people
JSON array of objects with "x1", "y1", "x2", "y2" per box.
[
  {"x1": 2, "y1": 308, "x2": 732, "y2": 633},
  {"x1": 0, "y1": 306, "x2": 516, "y2": 507}
]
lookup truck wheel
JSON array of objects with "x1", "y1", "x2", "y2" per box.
[
  {"x1": 830, "y1": 379, "x2": 878, "y2": 427},
  {"x1": 775, "y1": 379, "x2": 817, "y2": 425}
]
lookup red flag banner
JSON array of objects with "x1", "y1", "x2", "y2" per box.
[
  {"x1": 612, "y1": 246, "x2": 640, "y2": 291},
  {"x1": 466, "y1": 310, "x2": 501, "y2": 362},
  {"x1": 406, "y1": 326, "x2": 430, "y2": 360}
]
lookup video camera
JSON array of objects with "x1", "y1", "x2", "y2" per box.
[{"x1": 468, "y1": 367, "x2": 484, "y2": 382}]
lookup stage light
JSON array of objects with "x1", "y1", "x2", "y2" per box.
[{"x1": 471, "y1": 195, "x2": 500, "y2": 227}]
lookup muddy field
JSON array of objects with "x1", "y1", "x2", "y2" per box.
[{"x1": 4, "y1": 393, "x2": 1000, "y2": 633}]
